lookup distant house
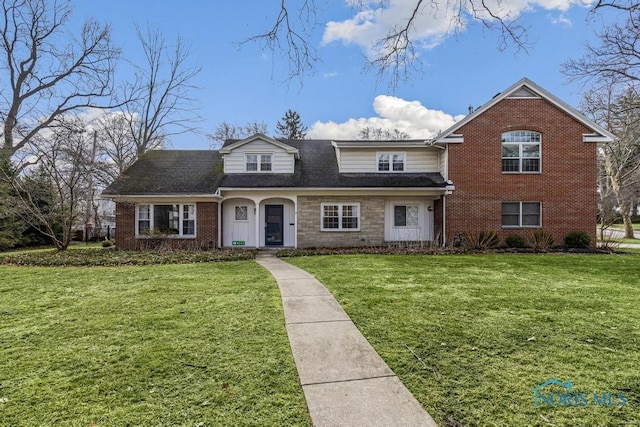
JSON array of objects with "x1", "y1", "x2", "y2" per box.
[{"x1": 102, "y1": 78, "x2": 614, "y2": 250}]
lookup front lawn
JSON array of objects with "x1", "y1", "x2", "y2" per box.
[
  {"x1": 0, "y1": 262, "x2": 309, "y2": 426},
  {"x1": 286, "y1": 253, "x2": 640, "y2": 426}
]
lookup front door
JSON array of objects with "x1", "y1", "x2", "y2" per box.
[{"x1": 265, "y1": 205, "x2": 284, "y2": 246}]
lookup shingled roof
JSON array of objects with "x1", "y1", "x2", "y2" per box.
[
  {"x1": 103, "y1": 140, "x2": 447, "y2": 196},
  {"x1": 102, "y1": 150, "x2": 225, "y2": 195}
]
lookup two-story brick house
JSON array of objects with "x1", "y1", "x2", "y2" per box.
[{"x1": 103, "y1": 78, "x2": 614, "y2": 250}]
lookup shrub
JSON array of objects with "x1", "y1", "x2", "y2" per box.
[
  {"x1": 0, "y1": 248, "x2": 258, "y2": 267},
  {"x1": 564, "y1": 231, "x2": 591, "y2": 248},
  {"x1": 463, "y1": 230, "x2": 500, "y2": 250},
  {"x1": 102, "y1": 240, "x2": 114, "y2": 248},
  {"x1": 505, "y1": 234, "x2": 526, "y2": 248},
  {"x1": 597, "y1": 233, "x2": 620, "y2": 252},
  {"x1": 527, "y1": 230, "x2": 555, "y2": 252}
]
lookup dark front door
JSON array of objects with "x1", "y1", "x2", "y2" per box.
[{"x1": 265, "y1": 205, "x2": 284, "y2": 246}]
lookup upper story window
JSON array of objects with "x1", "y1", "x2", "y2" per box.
[
  {"x1": 501, "y1": 131, "x2": 541, "y2": 173},
  {"x1": 137, "y1": 204, "x2": 196, "y2": 237},
  {"x1": 377, "y1": 153, "x2": 405, "y2": 172},
  {"x1": 246, "y1": 154, "x2": 272, "y2": 172}
]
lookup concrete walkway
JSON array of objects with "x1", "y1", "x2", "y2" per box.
[{"x1": 256, "y1": 252, "x2": 437, "y2": 427}]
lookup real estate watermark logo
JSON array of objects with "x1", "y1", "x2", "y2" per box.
[{"x1": 533, "y1": 378, "x2": 628, "y2": 408}]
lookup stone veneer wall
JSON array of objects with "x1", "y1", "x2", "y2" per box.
[{"x1": 297, "y1": 195, "x2": 385, "y2": 248}]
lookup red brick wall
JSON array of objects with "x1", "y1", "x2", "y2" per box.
[
  {"x1": 446, "y1": 98, "x2": 597, "y2": 246},
  {"x1": 114, "y1": 202, "x2": 136, "y2": 250},
  {"x1": 114, "y1": 201, "x2": 218, "y2": 250}
]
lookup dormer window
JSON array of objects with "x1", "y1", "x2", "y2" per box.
[
  {"x1": 378, "y1": 153, "x2": 405, "y2": 172},
  {"x1": 246, "y1": 154, "x2": 272, "y2": 172}
]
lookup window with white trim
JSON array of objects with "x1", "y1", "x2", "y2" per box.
[
  {"x1": 321, "y1": 203, "x2": 360, "y2": 231},
  {"x1": 377, "y1": 153, "x2": 405, "y2": 172},
  {"x1": 502, "y1": 131, "x2": 541, "y2": 173},
  {"x1": 502, "y1": 202, "x2": 541, "y2": 227},
  {"x1": 246, "y1": 153, "x2": 272, "y2": 171},
  {"x1": 138, "y1": 205, "x2": 151, "y2": 233},
  {"x1": 137, "y1": 204, "x2": 197, "y2": 236},
  {"x1": 394, "y1": 205, "x2": 419, "y2": 228}
]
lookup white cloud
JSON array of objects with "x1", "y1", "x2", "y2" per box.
[
  {"x1": 323, "y1": 71, "x2": 339, "y2": 79},
  {"x1": 308, "y1": 95, "x2": 465, "y2": 139},
  {"x1": 323, "y1": 0, "x2": 593, "y2": 54},
  {"x1": 549, "y1": 13, "x2": 573, "y2": 27}
]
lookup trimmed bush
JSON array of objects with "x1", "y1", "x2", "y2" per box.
[
  {"x1": 564, "y1": 231, "x2": 591, "y2": 248},
  {"x1": 0, "y1": 248, "x2": 257, "y2": 267},
  {"x1": 505, "y1": 234, "x2": 526, "y2": 248},
  {"x1": 464, "y1": 230, "x2": 500, "y2": 250},
  {"x1": 102, "y1": 240, "x2": 114, "y2": 248}
]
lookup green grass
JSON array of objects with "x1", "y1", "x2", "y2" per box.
[
  {"x1": 0, "y1": 262, "x2": 310, "y2": 426},
  {"x1": 286, "y1": 253, "x2": 640, "y2": 426}
]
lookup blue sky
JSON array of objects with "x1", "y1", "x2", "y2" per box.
[{"x1": 70, "y1": 1, "x2": 614, "y2": 149}]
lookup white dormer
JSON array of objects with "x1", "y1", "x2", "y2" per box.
[
  {"x1": 331, "y1": 140, "x2": 445, "y2": 174},
  {"x1": 219, "y1": 134, "x2": 299, "y2": 174}
]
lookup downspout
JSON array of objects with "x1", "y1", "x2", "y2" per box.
[
  {"x1": 442, "y1": 194, "x2": 447, "y2": 247},
  {"x1": 217, "y1": 201, "x2": 222, "y2": 249},
  {"x1": 293, "y1": 197, "x2": 298, "y2": 249}
]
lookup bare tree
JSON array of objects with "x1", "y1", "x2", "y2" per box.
[
  {"x1": 0, "y1": 0, "x2": 119, "y2": 164},
  {"x1": 359, "y1": 127, "x2": 411, "y2": 140},
  {"x1": 122, "y1": 25, "x2": 201, "y2": 156},
  {"x1": 93, "y1": 112, "x2": 137, "y2": 187},
  {"x1": 244, "y1": 0, "x2": 531, "y2": 85},
  {"x1": 239, "y1": 0, "x2": 319, "y2": 83},
  {"x1": 207, "y1": 120, "x2": 269, "y2": 148},
  {"x1": 4, "y1": 117, "x2": 93, "y2": 250},
  {"x1": 246, "y1": 1, "x2": 638, "y2": 86},
  {"x1": 582, "y1": 82, "x2": 640, "y2": 239}
]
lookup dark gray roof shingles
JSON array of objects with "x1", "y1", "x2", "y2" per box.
[
  {"x1": 103, "y1": 140, "x2": 446, "y2": 196},
  {"x1": 103, "y1": 150, "x2": 224, "y2": 195}
]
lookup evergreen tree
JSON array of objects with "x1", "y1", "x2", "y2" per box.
[
  {"x1": 275, "y1": 110, "x2": 308, "y2": 140},
  {"x1": 0, "y1": 160, "x2": 26, "y2": 250}
]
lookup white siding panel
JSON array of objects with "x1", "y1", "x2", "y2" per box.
[
  {"x1": 222, "y1": 200, "x2": 256, "y2": 247},
  {"x1": 338, "y1": 148, "x2": 440, "y2": 173},
  {"x1": 383, "y1": 199, "x2": 434, "y2": 241},
  {"x1": 439, "y1": 148, "x2": 448, "y2": 180},
  {"x1": 223, "y1": 140, "x2": 295, "y2": 173}
]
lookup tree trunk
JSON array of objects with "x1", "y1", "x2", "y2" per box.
[{"x1": 622, "y1": 211, "x2": 636, "y2": 239}]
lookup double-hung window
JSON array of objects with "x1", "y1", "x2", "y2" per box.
[
  {"x1": 246, "y1": 154, "x2": 272, "y2": 172},
  {"x1": 502, "y1": 202, "x2": 541, "y2": 227},
  {"x1": 502, "y1": 131, "x2": 541, "y2": 173},
  {"x1": 137, "y1": 204, "x2": 197, "y2": 236},
  {"x1": 377, "y1": 153, "x2": 405, "y2": 172},
  {"x1": 321, "y1": 203, "x2": 360, "y2": 231}
]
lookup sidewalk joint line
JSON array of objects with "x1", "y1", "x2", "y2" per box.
[
  {"x1": 287, "y1": 319, "x2": 351, "y2": 325},
  {"x1": 301, "y1": 374, "x2": 397, "y2": 387}
]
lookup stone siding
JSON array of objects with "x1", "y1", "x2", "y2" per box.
[{"x1": 297, "y1": 196, "x2": 385, "y2": 248}]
